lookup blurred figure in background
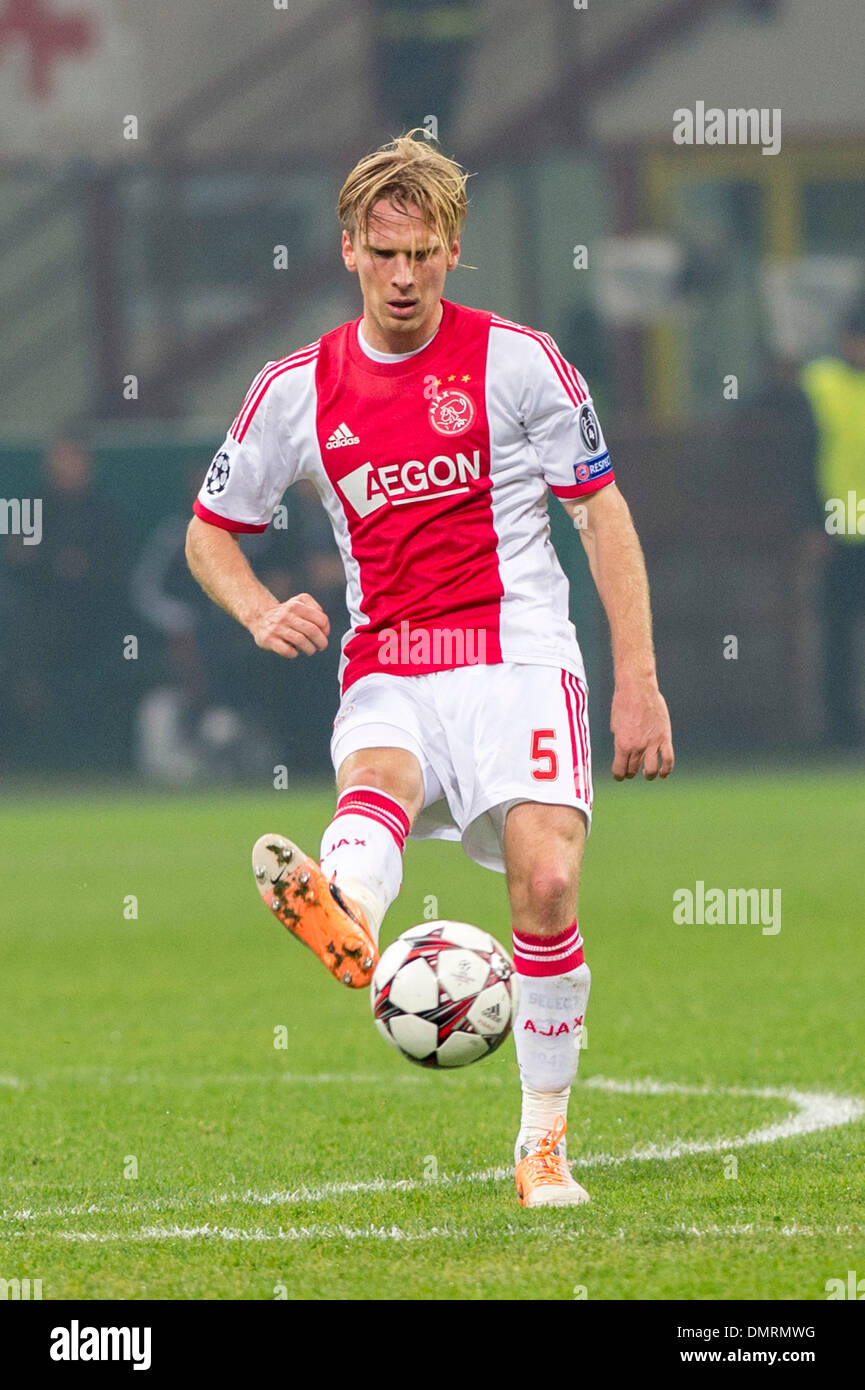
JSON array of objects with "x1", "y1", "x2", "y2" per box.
[
  {"x1": 131, "y1": 471, "x2": 345, "y2": 781},
  {"x1": 801, "y1": 298, "x2": 865, "y2": 748},
  {"x1": 131, "y1": 463, "x2": 270, "y2": 782},
  {"x1": 2, "y1": 433, "x2": 132, "y2": 772},
  {"x1": 286, "y1": 481, "x2": 348, "y2": 750}
]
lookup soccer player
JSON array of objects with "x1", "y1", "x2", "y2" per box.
[{"x1": 186, "y1": 133, "x2": 674, "y2": 1207}]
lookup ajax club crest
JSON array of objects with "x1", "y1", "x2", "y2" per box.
[{"x1": 429, "y1": 388, "x2": 476, "y2": 437}]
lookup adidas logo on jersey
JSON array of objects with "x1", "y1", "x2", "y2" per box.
[{"x1": 326, "y1": 422, "x2": 360, "y2": 449}]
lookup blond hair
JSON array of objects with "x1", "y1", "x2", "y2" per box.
[{"x1": 338, "y1": 130, "x2": 470, "y2": 259}]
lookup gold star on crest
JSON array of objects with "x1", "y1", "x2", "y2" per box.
[{"x1": 461, "y1": 373, "x2": 471, "y2": 382}]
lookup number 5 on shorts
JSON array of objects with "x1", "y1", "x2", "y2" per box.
[{"x1": 530, "y1": 728, "x2": 558, "y2": 781}]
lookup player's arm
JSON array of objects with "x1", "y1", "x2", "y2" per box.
[
  {"x1": 562, "y1": 484, "x2": 674, "y2": 781},
  {"x1": 185, "y1": 515, "x2": 329, "y2": 658}
]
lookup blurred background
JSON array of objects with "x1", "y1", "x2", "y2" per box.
[{"x1": 1, "y1": 0, "x2": 864, "y2": 783}]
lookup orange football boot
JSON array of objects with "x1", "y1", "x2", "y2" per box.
[
  {"x1": 514, "y1": 1115, "x2": 591, "y2": 1208},
  {"x1": 251, "y1": 833, "x2": 377, "y2": 988}
]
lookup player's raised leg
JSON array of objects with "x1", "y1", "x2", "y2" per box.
[
  {"x1": 505, "y1": 802, "x2": 592, "y2": 1207},
  {"x1": 327, "y1": 746, "x2": 425, "y2": 932},
  {"x1": 252, "y1": 746, "x2": 424, "y2": 988}
]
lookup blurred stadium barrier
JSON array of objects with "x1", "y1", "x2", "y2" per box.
[{"x1": 1, "y1": 0, "x2": 864, "y2": 776}]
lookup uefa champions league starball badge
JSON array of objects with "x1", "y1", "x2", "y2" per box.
[{"x1": 205, "y1": 451, "x2": 231, "y2": 494}]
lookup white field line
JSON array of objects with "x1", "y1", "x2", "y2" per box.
[
  {"x1": 2, "y1": 1078, "x2": 862, "y2": 1227},
  {"x1": 51, "y1": 1223, "x2": 470, "y2": 1244},
  {"x1": 661, "y1": 1222, "x2": 865, "y2": 1238},
  {"x1": 10, "y1": 1221, "x2": 865, "y2": 1245},
  {"x1": 0, "y1": 1070, "x2": 432, "y2": 1089}
]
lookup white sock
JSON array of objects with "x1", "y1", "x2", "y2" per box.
[
  {"x1": 518, "y1": 1084, "x2": 572, "y2": 1157},
  {"x1": 512, "y1": 923, "x2": 591, "y2": 1160},
  {"x1": 319, "y1": 786, "x2": 410, "y2": 943}
]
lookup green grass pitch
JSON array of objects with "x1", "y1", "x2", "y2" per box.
[{"x1": 1, "y1": 770, "x2": 863, "y2": 1300}]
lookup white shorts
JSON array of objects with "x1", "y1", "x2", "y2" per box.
[{"x1": 330, "y1": 662, "x2": 593, "y2": 874}]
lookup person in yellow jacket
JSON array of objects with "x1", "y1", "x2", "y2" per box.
[{"x1": 801, "y1": 299, "x2": 865, "y2": 747}]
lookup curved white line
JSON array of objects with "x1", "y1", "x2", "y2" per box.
[{"x1": 2, "y1": 1077, "x2": 861, "y2": 1227}]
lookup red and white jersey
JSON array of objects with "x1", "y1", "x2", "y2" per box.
[{"x1": 194, "y1": 298, "x2": 615, "y2": 693}]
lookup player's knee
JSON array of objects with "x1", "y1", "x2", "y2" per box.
[
  {"x1": 342, "y1": 764, "x2": 397, "y2": 802},
  {"x1": 338, "y1": 763, "x2": 421, "y2": 819},
  {"x1": 342, "y1": 763, "x2": 384, "y2": 790},
  {"x1": 521, "y1": 863, "x2": 576, "y2": 930}
]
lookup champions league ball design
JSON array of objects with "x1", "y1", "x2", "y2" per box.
[
  {"x1": 205, "y1": 451, "x2": 231, "y2": 495},
  {"x1": 371, "y1": 921, "x2": 518, "y2": 1068}
]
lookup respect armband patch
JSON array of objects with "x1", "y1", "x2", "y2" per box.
[{"x1": 574, "y1": 451, "x2": 612, "y2": 485}]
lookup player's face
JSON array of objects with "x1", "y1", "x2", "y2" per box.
[{"x1": 341, "y1": 199, "x2": 459, "y2": 353}]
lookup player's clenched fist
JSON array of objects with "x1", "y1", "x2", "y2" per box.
[{"x1": 249, "y1": 592, "x2": 330, "y2": 658}]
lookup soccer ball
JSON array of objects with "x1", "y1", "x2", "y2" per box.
[{"x1": 371, "y1": 921, "x2": 518, "y2": 1068}]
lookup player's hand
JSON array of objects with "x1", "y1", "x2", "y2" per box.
[
  {"x1": 610, "y1": 676, "x2": 674, "y2": 781},
  {"x1": 248, "y1": 592, "x2": 330, "y2": 658}
]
